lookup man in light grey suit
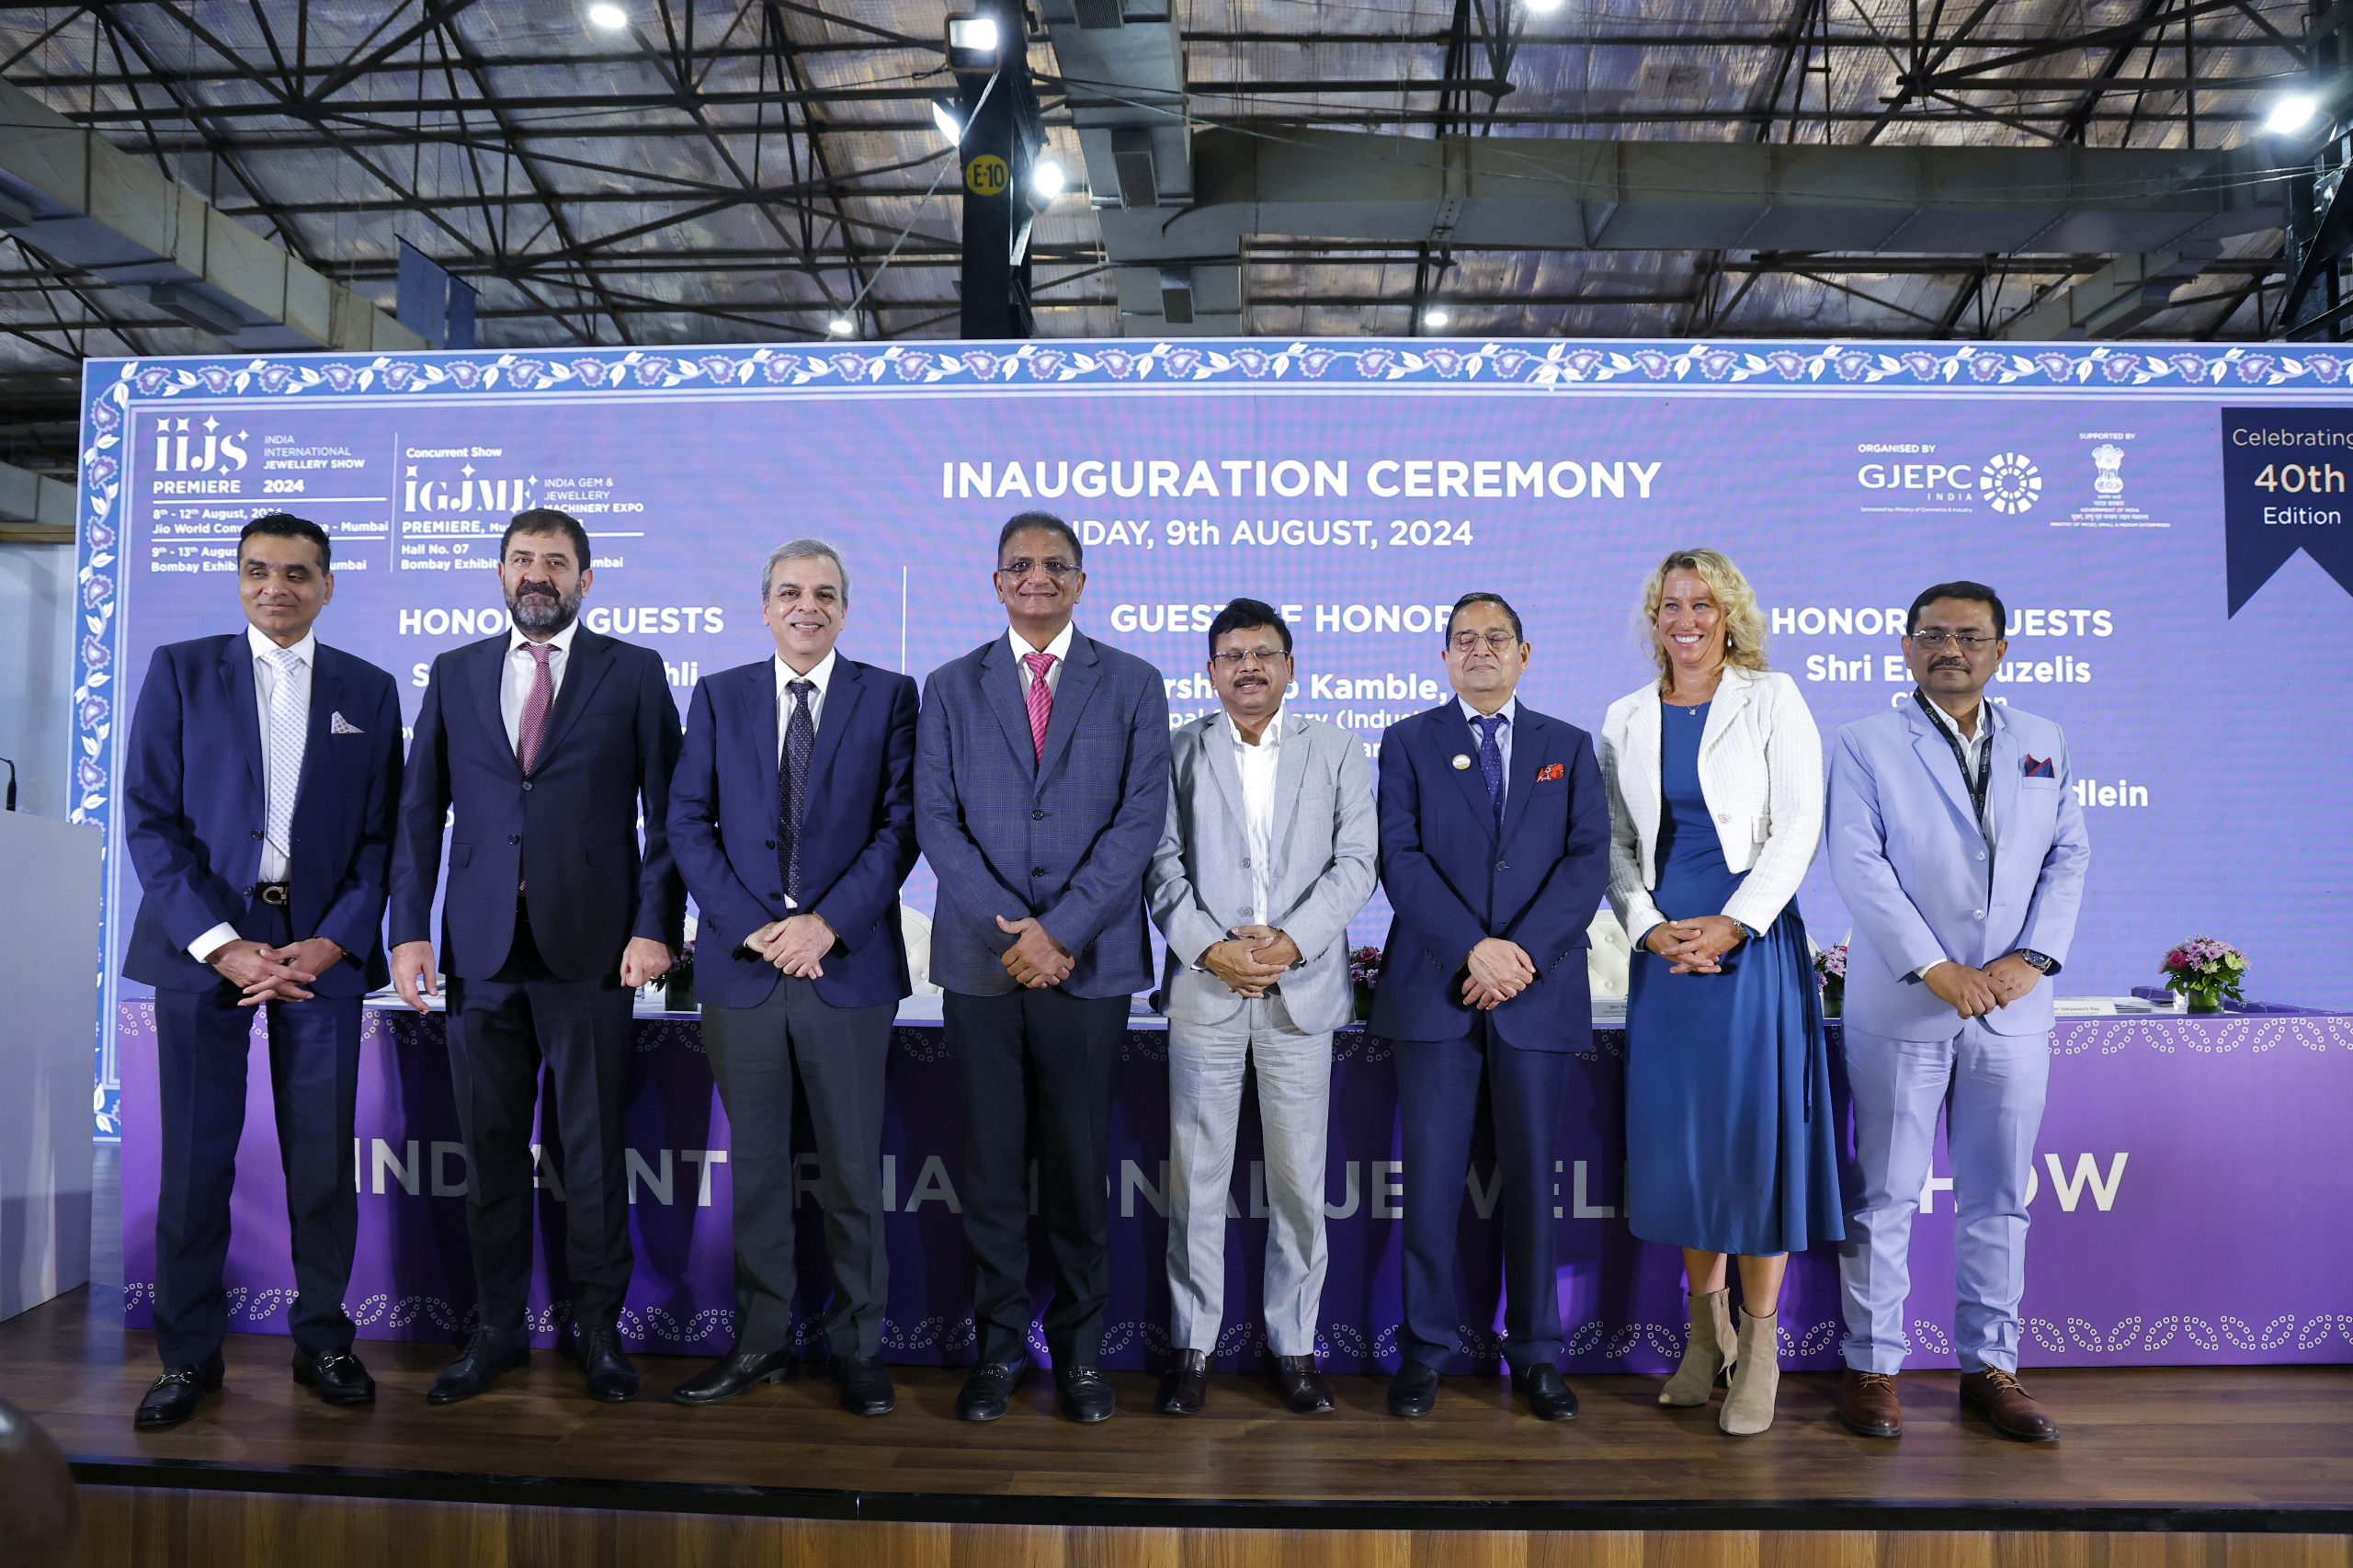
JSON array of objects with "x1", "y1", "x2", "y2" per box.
[
  {"x1": 1826, "y1": 580, "x2": 2089, "y2": 1446},
  {"x1": 1145, "y1": 599, "x2": 1378, "y2": 1417}
]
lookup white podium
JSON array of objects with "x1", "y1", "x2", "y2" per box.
[{"x1": 0, "y1": 812, "x2": 98, "y2": 1321}]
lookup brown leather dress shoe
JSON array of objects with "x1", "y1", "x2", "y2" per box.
[
  {"x1": 1155, "y1": 1350, "x2": 1208, "y2": 1415},
  {"x1": 1270, "y1": 1355, "x2": 1336, "y2": 1414},
  {"x1": 1838, "y1": 1368, "x2": 1902, "y2": 1437},
  {"x1": 1961, "y1": 1369, "x2": 2058, "y2": 1441}
]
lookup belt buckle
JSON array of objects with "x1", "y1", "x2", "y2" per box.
[{"x1": 260, "y1": 884, "x2": 290, "y2": 907}]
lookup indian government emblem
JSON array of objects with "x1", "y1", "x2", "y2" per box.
[{"x1": 2092, "y1": 443, "x2": 2126, "y2": 498}]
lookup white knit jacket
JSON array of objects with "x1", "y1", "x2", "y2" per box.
[{"x1": 1598, "y1": 664, "x2": 1824, "y2": 942}]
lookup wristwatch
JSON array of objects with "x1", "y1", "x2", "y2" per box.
[{"x1": 2012, "y1": 949, "x2": 2058, "y2": 975}]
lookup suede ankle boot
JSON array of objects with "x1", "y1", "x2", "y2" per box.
[
  {"x1": 1659, "y1": 1288, "x2": 1735, "y2": 1407},
  {"x1": 1720, "y1": 1308, "x2": 1780, "y2": 1436}
]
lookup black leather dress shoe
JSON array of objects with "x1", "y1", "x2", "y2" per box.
[
  {"x1": 1387, "y1": 1360, "x2": 1440, "y2": 1418},
  {"x1": 135, "y1": 1354, "x2": 224, "y2": 1431},
  {"x1": 1156, "y1": 1350, "x2": 1209, "y2": 1415},
  {"x1": 1518, "y1": 1363, "x2": 1579, "y2": 1421},
  {"x1": 830, "y1": 1355, "x2": 896, "y2": 1415},
  {"x1": 957, "y1": 1358, "x2": 1027, "y2": 1422},
  {"x1": 293, "y1": 1347, "x2": 377, "y2": 1405},
  {"x1": 426, "y1": 1325, "x2": 531, "y2": 1405},
  {"x1": 576, "y1": 1326, "x2": 640, "y2": 1403},
  {"x1": 1270, "y1": 1354, "x2": 1336, "y2": 1414},
  {"x1": 671, "y1": 1346, "x2": 797, "y2": 1405},
  {"x1": 1055, "y1": 1363, "x2": 1116, "y2": 1423}
]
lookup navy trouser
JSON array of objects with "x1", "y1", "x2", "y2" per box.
[
  {"x1": 1394, "y1": 1016, "x2": 1570, "y2": 1374},
  {"x1": 152, "y1": 901, "x2": 362, "y2": 1366}
]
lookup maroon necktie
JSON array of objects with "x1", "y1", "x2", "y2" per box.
[
  {"x1": 516, "y1": 643, "x2": 555, "y2": 773},
  {"x1": 1024, "y1": 651, "x2": 1055, "y2": 760}
]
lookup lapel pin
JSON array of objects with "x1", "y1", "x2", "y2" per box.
[{"x1": 1451, "y1": 753, "x2": 1472, "y2": 770}]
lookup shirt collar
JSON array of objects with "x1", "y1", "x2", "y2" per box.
[
  {"x1": 246, "y1": 624, "x2": 316, "y2": 666},
  {"x1": 510, "y1": 619, "x2": 582, "y2": 658},
  {"x1": 1224, "y1": 705, "x2": 1285, "y2": 750},
  {"x1": 1007, "y1": 621, "x2": 1076, "y2": 666},
  {"x1": 1459, "y1": 694, "x2": 1517, "y2": 730},
  {"x1": 775, "y1": 647, "x2": 838, "y2": 698},
  {"x1": 1919, "y1": 691, "x2": 1995, "y2": 745}
]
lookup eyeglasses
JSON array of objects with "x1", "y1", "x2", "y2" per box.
[
  {"x1": 1210, "y1": 648, "x2": 1290, "y2": 668},
  {"x1": 1448, "y1": 630, "x2": 1520, "y2": 653},
  {"x1": 995, "y1": 558, "x2": 1078, "y2": 578},
  {"x1": 1909, "y1": 631, "x2": 1998, "y2": 651}
]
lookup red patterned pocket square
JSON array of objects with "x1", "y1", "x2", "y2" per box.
[{"x1": 1536, "y1": 762, "x2": 1565, "y2": 782}]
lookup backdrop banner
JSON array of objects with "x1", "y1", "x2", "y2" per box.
[
  {"x1": 117, "y1": 1002, "x2": 2353, "y2": 1372},
  {"x1": 70, "y1": 337, "x2": 2353, "y2": 1136}
]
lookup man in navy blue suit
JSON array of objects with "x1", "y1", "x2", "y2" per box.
[
  {"x1": 1370, "y1": 592, "x2": 1608, "y2": 1421},
  {"x1": 389, "y1": 508, "x2": 684, "y2": 1405},
  {"x1": 915, "y1": 513, "x2": 1170, "y2": 1424},
  {"x1": 121, "y1": 513, "x2": 403, "y2": 1430},
  {"x1": 666, "y1": 539, "x2": 918, "y2": 1416}
]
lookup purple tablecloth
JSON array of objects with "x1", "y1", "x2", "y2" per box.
[{"x1": 117, "y1": 1002, "x2": 2353, "y2": 1372}]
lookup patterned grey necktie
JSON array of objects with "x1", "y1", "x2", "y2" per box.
[
  {"x1": 1472, "y1": 711, "x2": 1506, "y2": 829},
  {"x1": 262, "y1": 644, "x2": 306, "y2": 862},
  {"x1": 779, "y1": 679, "x2": 816, "y2": 903}
]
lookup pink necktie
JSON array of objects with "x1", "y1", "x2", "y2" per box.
[
  {"x1": 516, "y1": 643, "x2": 555, "y2": 774},
  {"x1": 1024, "y1": 651, "x2": 1055, "y2": 760}
]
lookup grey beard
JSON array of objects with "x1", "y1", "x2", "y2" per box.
[{"x1": 509, "y1": 587, "x2": 579, "y2": 634}]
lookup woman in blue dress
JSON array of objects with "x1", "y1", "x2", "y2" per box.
[{"x1": 1599, "y1": 548, "x2": 1841, "y2": 1436}]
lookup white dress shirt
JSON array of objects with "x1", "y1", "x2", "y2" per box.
[
  {"x1": 501, "y1": 619, "x2": 582, "y2": 753},
  {"x1": 1914, "y1": 692, "x2": 2002, "y2": 981},
  {"x1": 187, "y1": 625, "x2": 313, "y2": 962},
  {"x1": 1008, "y1": 620, "x2": 1076, "y2": 698},
  {"x1": 1228, "y1": 707, "x2": 1284, "y2": 926},
  {"x1": 1456, "y1": 694, "x2": 1518, "y2": 801},
  {"x1": 774, "y1": 648, "x2": 837, "y2": 758},
  {"x1": 773, "y1": 648, "x2": 838, "y2": 911}
]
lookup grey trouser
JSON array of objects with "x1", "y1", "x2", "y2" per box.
[
  {"x1": 1165, "y1": 994, "x2": 1333, "y2": 1358},
  {"x1": 702, "y1": 974, "x2": 893, "y2": 1359}
]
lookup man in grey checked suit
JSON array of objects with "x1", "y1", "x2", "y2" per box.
[
  {"x1": 1145, "y1": 599, "x2": 1377, "y2": 1417},
  {"x1": 914, "y1": 512, "x2": 1171, "y2": 1424}
]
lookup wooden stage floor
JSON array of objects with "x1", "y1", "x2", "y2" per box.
[{"x1": 5, "y1": 1290, "x2": 2348, "y2": 1539}]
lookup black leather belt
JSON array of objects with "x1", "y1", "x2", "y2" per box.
[{"x1": 245, "y1": 881, "x2": 290, "y2": 906}]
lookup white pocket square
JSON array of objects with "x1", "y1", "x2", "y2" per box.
[{"x1": 329, "y1": 711, "x2": 363, "y2": 734}]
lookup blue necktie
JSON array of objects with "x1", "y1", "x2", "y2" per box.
[{"x1": 1471, "y1": 712, "x2": 1506, "y2": 828}]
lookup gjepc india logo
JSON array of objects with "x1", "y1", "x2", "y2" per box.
[{"x1": 1980, "y1": 451, "x2": 2042, "y2": 514}]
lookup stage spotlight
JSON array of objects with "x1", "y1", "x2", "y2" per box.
[
  {"x1": 931, "y1": 98, "x2": 966, "y2": 147},
  {"x1": 587, "y1": 3, "x2": 627, "y2": 28},
  {"x1": 828, "y1": 316, "x2": 855, "y2": 335},
  {"x1": 1031, "y1": 159, "x2": 1067, "y2": 200},
  {"x1": 2267, "y1": 93, "x2": 2319, "y2": 134},
  {"x1": 945, "y1": 13, "x2": 1000, "y2": 74},
  {"x1": 1424, "y1": 307, "x2": 1452, "y2": 330},
  {"x1": 1523, "y1": 0, "x2": 1566, "y2": 11}
]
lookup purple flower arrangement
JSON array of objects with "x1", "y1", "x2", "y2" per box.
[
  {"x1": 1813, "y1": 941, "x2": 1847, "y2": 1016},
  {"x1": 2161, "y1": 936, "x2": 2246, "y2": 1012}
]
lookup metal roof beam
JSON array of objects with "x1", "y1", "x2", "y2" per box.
[{"x1": 0, "y1": 75, "x2": 420, "y2": 352}]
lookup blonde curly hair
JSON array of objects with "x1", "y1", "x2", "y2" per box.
[{"x1": 1638, "y1": 546, "x2": 1769, "y2": 687}]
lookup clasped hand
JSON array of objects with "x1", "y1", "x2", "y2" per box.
[
  {"x1": 747, "y1": 912, "x2": 835, "y2": 978},
  {"x1": 1646, "y1": 915, "x2": 1746, "y2": 975},
  {"x1": 1926, "y1": 953, "x2": 2042, "y2": 1019},
  {"x1": 211, "y1": 937, "x2": 343, "y2": 1006},
  {"x1": 997, "y1": 915, "x2": 1074, "y2": 989},
  {"x1": 1202, "y1": 925, "x2": 1299, "y2": 998},
  {"x1": 1461, "y1": 937, "x2": 1535, "y2": 1011}
]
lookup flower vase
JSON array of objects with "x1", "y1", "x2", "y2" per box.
[
  {"x1": 1821, "y1": 983, "x2": 1843, "y2": 1018},
  {"x1": 2184, "y1": 988, "x2": 2222, "y2": 1015},
  {"x1": 1353, "y1": 981, "x2": 1374, "y2": 1023},
  {"x1": 663, "y1": 971, "x2": 697, "y2": 1013}
]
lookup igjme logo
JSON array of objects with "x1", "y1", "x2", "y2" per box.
[{"x1": 1979, "y1": 452, "x2": 2041, "y2": 514}]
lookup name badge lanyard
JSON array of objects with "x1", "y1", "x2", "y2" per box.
[{"x1": 1915, "y1": 687, "x2": 1995, "y2": 888}]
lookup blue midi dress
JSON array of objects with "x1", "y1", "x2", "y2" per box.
[{"x1": 1624, "y1": 698, "x2": 1844, "y2": 1256}]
